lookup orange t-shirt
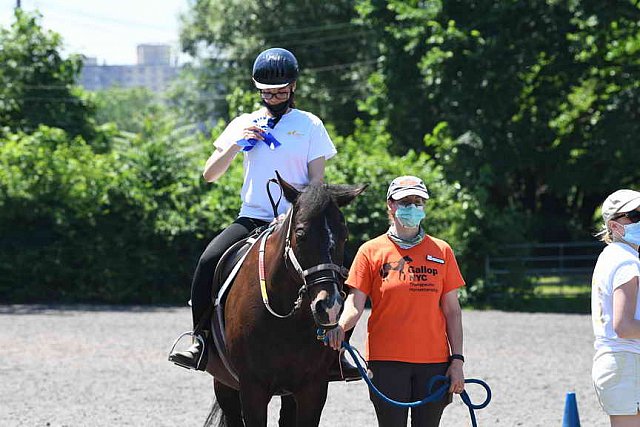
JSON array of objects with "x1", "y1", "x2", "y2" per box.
[{"x1": 346, "y1": 234, "x2": 465, "y2": 363}]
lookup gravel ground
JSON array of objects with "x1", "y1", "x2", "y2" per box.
[{"x1": 0, "y1": 305, "x2": 609, "y2": 426}]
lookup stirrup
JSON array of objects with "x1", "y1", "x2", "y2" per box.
[{"x1": 168, "y1": 331, "x2": 205, "y2": 370}]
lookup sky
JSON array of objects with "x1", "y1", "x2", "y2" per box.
[{"x1": 0, "y1": 0, "x2": 188, "y2": 65}]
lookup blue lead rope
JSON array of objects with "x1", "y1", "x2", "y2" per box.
[{"x1": 340, "y1": 341, "x2": 492, "y2": 427}]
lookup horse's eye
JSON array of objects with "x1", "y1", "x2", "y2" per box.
[{"x1": 295, "y1": 227, "x2": 306, "y2": 240}]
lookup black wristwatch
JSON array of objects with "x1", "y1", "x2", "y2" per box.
[{"x1": 449, "y1": 354, "x2": 465, "y2": 363}]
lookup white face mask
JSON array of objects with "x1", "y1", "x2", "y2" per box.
[
  {"x1": 394, "y1": 204, "x2": 425, "y2": 228},
  {"x1": 622, "y1": 222, "x2": 640, "y2": 245}
]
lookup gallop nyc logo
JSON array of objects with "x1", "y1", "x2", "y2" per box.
[{"x1": 379, "y1": 255, "x2": 439, "y2": 292}]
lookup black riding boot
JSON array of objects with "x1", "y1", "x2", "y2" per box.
[
  {"x1": 169, "y1": 334, "x2": 208, "y2": 371},
  {"x1": 328, "y1": 350, "x2": 362, "y2": 382}
]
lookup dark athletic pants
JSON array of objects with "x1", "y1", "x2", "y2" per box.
[
  {"x1": 190, "y1": 216, "x2": 269, "y2": 328},
  {"x1": 368, "y1": 361, "x2": 451, "y2": 427}
]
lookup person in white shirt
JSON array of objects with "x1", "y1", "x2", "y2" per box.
[
  {"x1": 592, "y1": 189, "x2": 640, "y2": 426},
  {"x1": 169, "y1": 47, "x2": 337, "y2": 370}
]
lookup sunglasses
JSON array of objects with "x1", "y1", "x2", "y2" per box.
[
  {"x1": 395, "y1": 198, "x2": 425, "y2": 207},
  {"x1": 613, "y1": 210, "x2": 640, "y2": 223},
  {"x1": 259, "y1": 91, "x2": 290, "y2": 100}
]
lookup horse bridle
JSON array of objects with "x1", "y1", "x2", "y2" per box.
[{"x1": 258, "y1": 207, "x2": 349, "y2": 319}]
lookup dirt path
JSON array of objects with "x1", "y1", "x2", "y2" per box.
[{"x1": 0, "y1": 306, "x2": 608, "y2": 426}]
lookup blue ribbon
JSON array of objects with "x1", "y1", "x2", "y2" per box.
[
  {"x1": 236, "y1": 131, "x2": 281, "y2": 151},
  {"x1": 236, "y1": 116, "x2": 281, "y2": 151}
]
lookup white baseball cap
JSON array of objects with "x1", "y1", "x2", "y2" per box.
[
  {"x1": 602, "y1": 189, "x2": 640, "y2": 222},
  {"x1": 386, "y1": 176, "x2": 429, "y2": 201}
]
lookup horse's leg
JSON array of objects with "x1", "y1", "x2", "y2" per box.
[
  {"x1": 238, "y1": 382, "x2": 270, "y2": 427},
  {"x1": 213, "y1": 379, "x2": 244, "y2": 427},
  {"x1": 278, "y1": 395, "x2": 297, "y2": 427},
  {"x1": 292, "y1": 382, "x2": 329, "y2": 427}
]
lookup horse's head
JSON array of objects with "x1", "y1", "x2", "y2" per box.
[{"x1": 276, "y1": 172, "x2": 367, "y2": 329}]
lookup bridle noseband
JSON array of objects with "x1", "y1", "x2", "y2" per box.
[{"x1": 258, "y1": 207, "x2": 348, "y2": 319}]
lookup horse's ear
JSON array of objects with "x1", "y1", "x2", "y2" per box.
[
  {"x1": 331, "y1": 184, "x2": 368, "y2": 207},
  {"x1": 275, "y1": 171, "x2": 301, "y2": 204}
]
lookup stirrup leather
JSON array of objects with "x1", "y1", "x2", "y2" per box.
[{"x1": 168, "y1": 331, "x2": 205, "y2": 370}]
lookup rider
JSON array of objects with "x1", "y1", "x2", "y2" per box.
[{"x1": 169, "y1": 48, "x2": 359, "y2": 380}]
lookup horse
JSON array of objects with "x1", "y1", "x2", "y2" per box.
[
  {"x1": 203, "y1": 173, "x2": 367, "y2": 427},
  {"x1": 380, "y1": 255, "x2": 413, "y2": 280}
]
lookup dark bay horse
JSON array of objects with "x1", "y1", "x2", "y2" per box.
[{"x1": 204, "y1": 174, "x2": 366, "y2": 427}]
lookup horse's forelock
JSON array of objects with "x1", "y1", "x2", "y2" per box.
[{"x1": 295, "y1": 183, "x2": 332, "y2": 224}]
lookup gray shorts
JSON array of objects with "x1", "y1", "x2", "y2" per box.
[{"x1": 367, "y1": 360, "x2": 451, "y2": 427}]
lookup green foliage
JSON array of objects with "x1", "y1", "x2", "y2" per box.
[
  {"x1": 0, "y1": 10, "x2": 95, "y2": 140},
  {"x1": 0, "y1": 123, "x2": 220, "y2": 303},
  {"x1": 165, "y1": 63, "x2": 229, "y2": 127},
  {"x1": 356, "y1": 0, "x2": 640, "y2": 237},
  {"x1": 93, "y1": 87, "x2": 165, "y2": 134},
  {"x1": 225, "y1": 87, "x2": 261, "y2": 118}
]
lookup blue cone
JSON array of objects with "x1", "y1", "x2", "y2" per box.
[{"x1": 562, "y1": 392, "x2": 581, "y2": 427}]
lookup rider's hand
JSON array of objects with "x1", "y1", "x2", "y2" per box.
[
  {"x1": 323, "y1": 324, "x2": 345, "y2": 351},
  {"x1": 446, "y1": 359, "x2": 465, "y2": 394},
  {"x1": 242, "y1": 125, "x2": 265, "y2": 141},
  {"x1": 270, "y1": 213, "x2": 287, "y2": 225}
]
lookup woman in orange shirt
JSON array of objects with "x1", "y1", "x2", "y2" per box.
[{"x1": 326, "y1": 175, "x2": 466, "y2": 427}]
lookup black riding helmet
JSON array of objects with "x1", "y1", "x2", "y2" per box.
[{"x1": 252, "y1": 48, "x2": 299, "y2": 90}]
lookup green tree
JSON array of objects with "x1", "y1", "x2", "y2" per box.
[
  {"x1": 93, "y1": 87, "x2": 164, "y2": 134},
  {"x1": 0, "y1": 10, "x2": 95, "y2": 140},
  {"x1": 356, "y1": 0, "x2": 640, "y2": 242},
  {"x1": 0, "y1": 121, "x2": 219, "y2": 303}
]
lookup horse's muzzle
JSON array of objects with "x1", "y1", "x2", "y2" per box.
[{"x1": 310, "y1": 287, "x2": 344, "y2": 328}]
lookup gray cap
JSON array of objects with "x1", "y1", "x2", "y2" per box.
[
  {"x1": 386, "y1": 176, "x2": 429, "y2": 201},
  {"x1": 602, "y1": 189, "x2": 640, "y2": 222}
]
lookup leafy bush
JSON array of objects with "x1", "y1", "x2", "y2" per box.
[{"x1": 0, "y1": 123, "x2": 222, "y2": 303}]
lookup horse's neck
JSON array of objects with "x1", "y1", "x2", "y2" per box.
[{"x1": 265, "y1": 221, "x2": 300, "y2": 294}]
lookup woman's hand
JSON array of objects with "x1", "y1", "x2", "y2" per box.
[
  {"x1": 242, "y1": 125, "x2": 265, "y2": 141},
  {"x1": 446, "y1": 360, "x2": 465, "y2": 394},
  {"x1": 323, "y1": 324, "x2": 345, "y2": 351}
]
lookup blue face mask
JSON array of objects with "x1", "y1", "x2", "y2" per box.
[
  {"x1": 623, "y1": 222, "x2": 640, "y2": 245},
  {"x1": 395, "y1": 204, "x2": 425, "y2": 228}
]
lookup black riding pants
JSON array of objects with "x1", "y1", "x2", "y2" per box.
[
  {"x1": 190, "y1": 216, "x2": 269, "y2": 328},
  {"x1": 368, "y1": 361, "x2": 451, "y2": 427}
]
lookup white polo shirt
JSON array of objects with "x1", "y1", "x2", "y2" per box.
[
  {"x1": 591, "y1": 242, "x2": 640, "y2": 357},
  {"x1": 213, "y1": 108, "x2": 337, "y2": 221}
]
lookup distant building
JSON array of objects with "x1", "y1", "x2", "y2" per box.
[
  {"x1": 79, "y1": 44, "x2": 179, "y2": 92},
  {"x1": 83, "y1": 56, "x2": 98, "y2": 66},
  {"x1": 137, "y1": 44, "x2": 171, "y2": 66}
]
